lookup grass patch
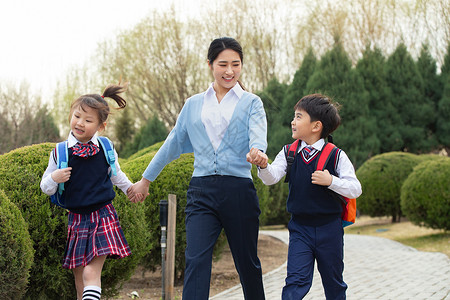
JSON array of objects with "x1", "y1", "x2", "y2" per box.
[{"x1": 345, "y1": 216, "x2": 449, "y2": 257}]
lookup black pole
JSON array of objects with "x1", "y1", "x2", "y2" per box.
[
  {"x1": 159, "y1": 200, "x2": 168, "y2": 300},
  {"x1": 159, "y1": 199, "x2": 168, "y2": 227}
]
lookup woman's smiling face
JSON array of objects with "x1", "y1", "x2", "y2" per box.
[{"x1": 209, "y1": 48, "x2": 242, "y2": 94}]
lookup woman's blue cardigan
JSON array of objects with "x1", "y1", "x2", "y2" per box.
[{"x1": 142, "y1": 91, "x2": 267, "y2": 181}]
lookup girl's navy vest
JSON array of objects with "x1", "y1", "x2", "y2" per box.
[{"x1": 62, "y1": 147, "x2": 115, "y2": 214}]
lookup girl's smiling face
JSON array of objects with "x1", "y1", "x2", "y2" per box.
[
  {"x1": 70, "y1": 104, "x2": 105, "y2": 143},
  {"x1": 209, "y1": 49, "x2": 242, "y2": 94}
]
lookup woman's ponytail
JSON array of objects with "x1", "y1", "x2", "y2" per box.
[{"x1": 237, "y1": 80, "x2": 247, "y2": 91}]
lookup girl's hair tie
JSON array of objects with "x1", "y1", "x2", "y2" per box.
[{"x1": 101, "y1": 95, "x2": 104, "y2": 99}]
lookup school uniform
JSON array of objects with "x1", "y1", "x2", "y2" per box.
[
  {"x1": 142, "y1": 83, "x2": 267, "y2": 300},
  {"x1": 258, "y1": 139, "x2": 362, "y2": 300},
  {"x1": 40, "y1": 133, "x2": 132, "y2": 269}
]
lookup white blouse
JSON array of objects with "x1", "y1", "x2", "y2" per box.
[{"x1": 201, "y1": 83, "x2": 244, "y2": 150}]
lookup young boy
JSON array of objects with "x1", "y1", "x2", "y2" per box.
[{"x1": 247, "y1": 93, "x2": 362, "y2": 299}]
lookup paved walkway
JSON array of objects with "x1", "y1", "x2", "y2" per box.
[{"x1": 210, "y1": 230, "x2": 450, "y2": 300}]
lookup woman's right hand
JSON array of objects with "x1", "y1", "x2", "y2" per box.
[
  {"x1": 246, "y1": 148, "x2": 268, "y2": 169},
  {"x1": 51, "y1": 167, "x2": 72, "y2": 183}
]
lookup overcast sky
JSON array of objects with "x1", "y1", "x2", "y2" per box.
[{"x1": 0, "y1": 0, "x2": 202, "y2": 98}]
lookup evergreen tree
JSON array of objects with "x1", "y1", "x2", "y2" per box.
[
  {"x1": 306, "y1": 42, "x2": 351, "y2": 96},
  {"x1": 114, "y1": 108, "x2": 135, "y2": 153},
  {"x1": 416, "y1": 43, "x2": 440, "y2": 144},
  {"x1": 0, "y1": 114, "x2": 12, "y2": 154},
  {"x1": 441, "y1": 42, "x2": 450, "y2": 76},
  {"x1": 272, "y1": 48, "x2": 318, "y2": 154},
  {"x1": 437, "y1": 76, "x2": 450, "y2": 146},
  {"x1": 417, "y1": 43, "x2": 442, "y2": 107},
  {"x1": 437, "y1": 42, "x2": 450, "y2": 147},
  {"x1": 121, "y1": 115, "x2": 168, "y2": 158},
  {"x1": 284, "y1": 47, "x2": 317, "y2": 121},
  {"x1": 356, "y1": 46, "x2": 401, "y2": 153},
  {"x1": 257, "y1": 78, "x2": 288, "y2": 157},
  {"x1": 16, "y1": 106, "x2": 60, "y2": 147},
  {"x1": 385, "y1": 43, "x2": 434, "y2": 153},
  {"x1": 306, "y1": 41, "x2": 379, "y2": 167},
  {"x1": 29, "y1": 107, "x2": 60, "y2": 144}
]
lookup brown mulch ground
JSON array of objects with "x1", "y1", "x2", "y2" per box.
[{"x1": 114, "y1": 233, "x2": 288, "y2": 299}]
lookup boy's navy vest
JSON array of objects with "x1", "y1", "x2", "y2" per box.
[{"x1": 287, "y1": 147, "x2": 342, "y2": 226}]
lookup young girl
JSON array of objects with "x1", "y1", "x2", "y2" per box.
[{"x1": 40, "y1": 84, "x2": 142, "y2": 300}]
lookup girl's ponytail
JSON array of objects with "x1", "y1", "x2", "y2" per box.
[
  {"x1": 102, "y1": 83, "x2": 127, "y2": 109},
  {"x1": 70, "y1": 82, "x2": 128, "y2": 124}
]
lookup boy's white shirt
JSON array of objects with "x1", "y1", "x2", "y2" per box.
[
  {"x1": 40, "y1": 132, "x2": 132, "y2": 196},
  {"x1": 258, "y1": 138, "x2": 362, "y2": 199}
]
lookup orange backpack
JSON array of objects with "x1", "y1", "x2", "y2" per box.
[{"x1": 284, "y1": 140, "x2": 357, "y2": 227}]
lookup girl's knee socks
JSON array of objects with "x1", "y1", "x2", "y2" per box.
[{"x1": 82, "y1": 285, "x2": 101, "y2": 300}]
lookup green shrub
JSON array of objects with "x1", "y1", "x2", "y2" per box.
[
  {"x1": 123, "y1": 151, "x2": 218, "y2": 278},
  {"x1": 355, "y1": 152, "x2": 436, "y2": 222},
  {"x1": 122, "y1": 144, "x2": 274, "y2": 278},
  {"x1": 251, "y1": 164, "x2": 272, "y2": 225},
  {"x1": 0, "y1": 143, "x2": 148, "y2": 299},
  {"x1": 0, "y1": 189, "x2": 34, "y2": 300},
  {"x1": 124, "y1": 140, "x2": 164, "y2": 162},
  {"x1": 257, "y1": 159, "x2": 290, "y2": 226},
  {"x1": 401, "y1": 157, "x2": 450, "y2": 230}
]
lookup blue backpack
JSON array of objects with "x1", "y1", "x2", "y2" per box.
[{"x1": 50, "y1": 136, "x2": 117, "y2": 208}]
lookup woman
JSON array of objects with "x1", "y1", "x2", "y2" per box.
[{"x1": 132, "y1": 37, "x2": 267, "y2": 299}]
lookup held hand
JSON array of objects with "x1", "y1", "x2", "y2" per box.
[
  {"x1": 246, "y1": 148, "x2": 268, "y2": 169},
  {"x1": 128, "y1": 178, "x2": 151, "y2": 203},
  {"x1": 51, "y1": 167, "x2": 72, "y2": 183},
  {"x1": 311, "y1": 169, "x2": 333, "y2": 186},
  {"x1": 133, "y1": 193, "x2": 145, "y2": 203},
  {"x1": 127, "y1": 191, "x2": 145, "y2": 203},
  {"x1": 127, "y1": 185, "x2": 145, "y2": 203}
]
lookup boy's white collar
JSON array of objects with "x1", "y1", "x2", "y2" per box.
[{"x1": 300, "y1": 138, "x2": 325, "y2": 151}]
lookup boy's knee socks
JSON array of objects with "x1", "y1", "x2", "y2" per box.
[{"x1": 82, "y1": 285, "x2": 101, "y2": 300}]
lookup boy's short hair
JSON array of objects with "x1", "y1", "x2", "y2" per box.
[{"x1": 294, "y1": 93, "x2": 341, "y2": 139}]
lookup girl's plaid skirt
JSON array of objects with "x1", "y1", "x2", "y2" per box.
[{"x1": 62, "y1": 203, "x2": 131, "y2": 269}]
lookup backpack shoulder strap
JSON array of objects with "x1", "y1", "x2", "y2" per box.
[
  {"x1": 97, "y1": 136, "x2": 117, "y2": 177},
  {"x1": 315, "y1": 142, "x2": 337, "y2": 171},
  {"x1": 284, "y1": 139, "x2": 300, "y2": 183},
  {"x1": 317, "y1": 142, "x2": 347, "y2": 206},
  {"x1": 55, "y1": 141, "x2": 69, "y2": 169},
  {"x1": 55, "y1": 141, "x2": 69, "y2": 195}
]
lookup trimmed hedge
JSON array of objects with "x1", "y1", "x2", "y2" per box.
[
  {"x1": 124, "y1": 141, "x2": 164, "y2": 161},
  {"x1": 0, "y1": 139, "x2": 290, "y2": 297},
  {"x1": 122, "y1": 143, "x2": 280, "y2": 277},
  {"x1": 355, "y1": 152, "x2": 437, "y2": 222},
  {"x1": 401, "y1": 157, "x2": 450, "y2": 230},
  {"x1": 0, "y1": 143, "x2": 148, "y2": 299},
  {"x1": 257, "y1": 158, "x2": 290, "y2": 226},
  {"x1": 0, "y1": 189, "x2": 34, "y2": 300},
  {"x1": 122, "y1": 150, "x2": 229, "y2": 278},
  {"x1": 121, "y1": 151, "x2": 192, "y2": 278},
  {"x1": 251, "y1": 164, "x2": 272, "y2": 225}
]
